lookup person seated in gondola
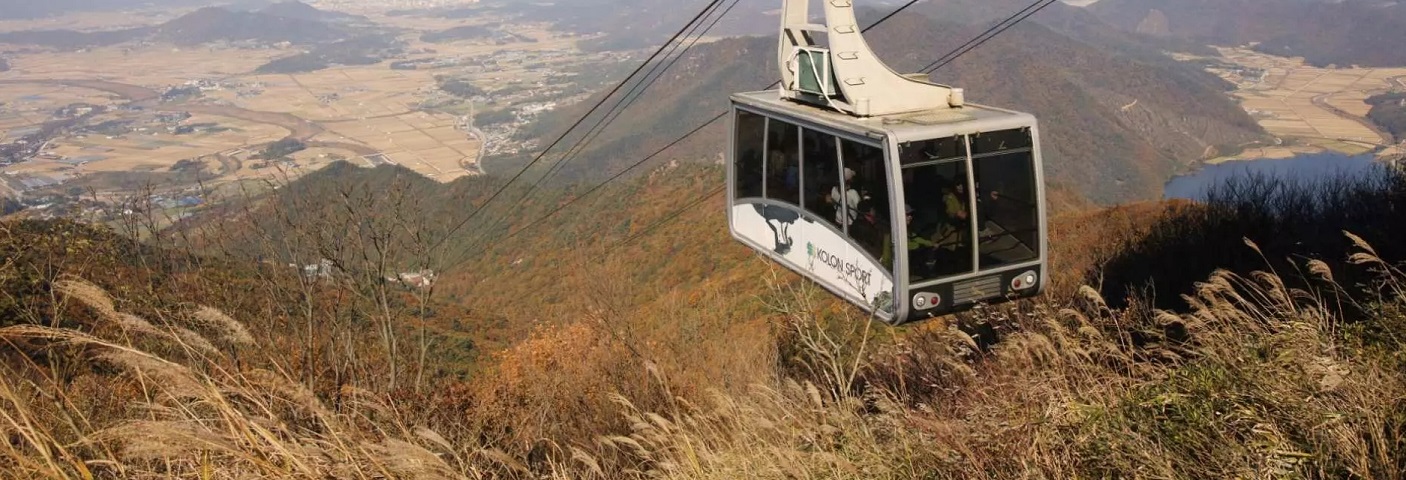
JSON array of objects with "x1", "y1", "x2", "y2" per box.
[
  {"x1": 928, "y1": 181, "x2": 974, "y2": 276},
  {"x1": 892, "y1": 204, "x2": 940, "y2": 278},
  {"x1": 929, "y1": 178, "x2": 969, "y2": 242},
  {"x1": 851, "y1": 198, "x2": 887, "y2": 260},
  {"x1": 828, "y1": 167, "x2": 863, "y2": 227},
  {"x1": 974, "y1": 180, "x2": 1002, "y2": 238}
]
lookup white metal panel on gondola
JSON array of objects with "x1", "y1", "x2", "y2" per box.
[{"x1": 730, "y1": 201, "x2": 896, "y2": 313}]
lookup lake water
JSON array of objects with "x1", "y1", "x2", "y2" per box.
[{"x1": 1162, "y1": 151, "x2": 1384, "y2": 201}]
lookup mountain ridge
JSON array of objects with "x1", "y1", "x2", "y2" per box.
[
  {"x1": 0, "y1": 5, "x2": 353, "y2": 49},
  {"x1": 1089, "y1": 0, "x2": 1406, "y2": 67},
  {"x1": 258, "y1": 0, "x2": 368, "y2": 23},
  {"x1": 521, "y1": 11, "x2": 1264, "y2": 205}
]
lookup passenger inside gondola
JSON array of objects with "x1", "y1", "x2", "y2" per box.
[
  {"x1": 765, "y1": 119, "x2": 801, "y2": 205},
  {"x1": 900, "y1": 161, "x2": 973, "y2": 281}
]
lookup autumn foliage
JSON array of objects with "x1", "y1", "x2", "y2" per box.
[{"x1": 4, "y1": 164, "x2": 1406, "y2": 478}]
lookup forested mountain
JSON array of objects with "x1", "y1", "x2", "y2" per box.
[
  {"x1": 0, "y1": 6, "x2": 356, "y2": 49},
  {"x1": 1367, "y1": 92, "x2": 1406, "y2": 140},
  {"x1": 0, "y1": 28, "x2": 149, "y2": 50},
  {"x1": 258, "y1": 0, "x2": 367, "y2": 23},
  {"x1": 153, "y1": 7, "x2": 347, "y2": 46},
  {"x1": 522, "y1": 12, "x2": 1264, "y2": 204},
  {"x1": 1088, "y1": 0, "x2": 1406, "y2": 67}
]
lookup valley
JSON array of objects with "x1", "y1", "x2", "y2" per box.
[
  {"x1": 1183, "y1": 47, "x2": 1406, "y2": 162},
  {"x1": 0, "y1": 1, "x2": 627, "y2": 222}
]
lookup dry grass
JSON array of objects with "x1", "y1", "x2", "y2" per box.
[
  {"x1": 585, "y1": 234, "x2": 1406, "y2": 479},
  {"x1": 5, "y1": 220, "x2": 1406, "y2": 478},
  {"x1": 0, "y1": 280, "x2": 471, "y2": 479}
]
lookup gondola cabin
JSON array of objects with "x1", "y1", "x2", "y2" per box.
[
  {"x1": 727, "y1": 93, "x2": 1047, "y2": 324},
  {"x1": 727, "y1": 0, "x2": 1048, "y2": 325}
]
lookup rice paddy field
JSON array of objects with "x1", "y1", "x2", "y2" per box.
[
  {"x1": 0, "y1": 9, "x2": 590, "y2": 195},
  {"x1": 3, "y1": 46, "x2": 285, "y2": 88},
  {"x1": 1207, "y1": 47, "x2": 1406, "y2": 156}
]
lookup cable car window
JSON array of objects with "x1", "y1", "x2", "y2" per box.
[
  {"x1": 801, "y1": 128, "x2": 841, "y2": 227},
  {"x1": 733, "y1": 110, "x2": 766, "y2": 199},
  {"x1": 970, "y1": 128, "x2": 1033, "y2": 155},
  {"x1": 766, "y1": 118, "x2": 801, "y2": 205},
  {"x1": 838, "y1": 138, "x2": 891, "y2": 271},
  {"x1": 900, "y1": 141, "x2": 973, "y2": 282},
  {"x1": 974, "y1": 146, "x2": 1039, "y2": 269},
  {"x1": 899, "y1": 136, "x2": 962, "y2": 166}
]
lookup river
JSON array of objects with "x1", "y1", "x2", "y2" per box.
[{"x1": 1162, "y1": 152, "x2": 1387, "y2": 201}]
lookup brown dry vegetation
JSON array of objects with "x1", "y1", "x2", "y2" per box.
[{"x1": 4, "y1": 167, "x2": 1406, "y2": 478}]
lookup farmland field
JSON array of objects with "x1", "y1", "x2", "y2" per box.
[
  {"x1": 0, "y1": 5, "x2": 612, "y2": 204},
  {"x1": 1193, "y1": 47, "x2": 1406, "y2": 161}
]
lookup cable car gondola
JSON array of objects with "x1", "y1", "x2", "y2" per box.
[{"x1": 727, "y1": 0, "x2": 1048, "y2": 325}]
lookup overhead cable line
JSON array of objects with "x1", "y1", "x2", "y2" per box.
[
  {"x1": 496, "y1": 114, "x2": 727, "y2": 243},
  {"x1": 428, "y1": 0, "x2": 732, "y2": 254},
  {"x1": 535, "y1": 0, "x2": 742, "y2": 186},
  {"x1": 457, "y1": 0, "x2": 743, "y2": 257},
  {"x1": 619, "y1": 185, "x2": 726, "y2": 246},
  {"x1": 484, "y1": 0, "x2": 926, "y2": 245},
  {"x1": 592, "y1": 0, "x2": 1062, "y2": 252},
  {"x1": 919, "y1": 0, "x2": 1058, "y2": 74}
]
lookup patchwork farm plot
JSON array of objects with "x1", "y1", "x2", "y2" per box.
[
  {"x1": 319, "y1": 109, "x2": 481, "y2": 181},
  {"x1": 14, "y1": 115, "x2": 287, "y2": 176},
  {"x1": 213, "y1": 69, "x2": 432, "y2": 122},
  {"x1": 2, "y1": 46, "x2": 285, "y2": 87},
  {"x1": 1210, "y1": 47, "x2": 1406, "y2": 155},
  {"x1": 0, "y1": 1, "x2": 622, "y2": 213}
]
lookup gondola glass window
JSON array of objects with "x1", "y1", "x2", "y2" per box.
[
  {"x1": 899, "y1": 136, "x2": 972, "y2": 283},
  {"x1": 801, "y1": 128, "x2": 840, "y2": 227},
  {"x1": 734, "y1": 110, "x2": 766, "y2": 199},
  {"x1": 765, "y1": 118, "x2": 801, "y2": 206},
  {"x1": 839, "y1": 138, "x2": 891, "y2": 270},
  {"x1": 971, "y1": 128, "x2": 1039, "y2": 270}
]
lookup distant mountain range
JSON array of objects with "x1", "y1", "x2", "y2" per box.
[
  {"x1": 0, "y1": 4, "x2": 358, "y2": 49},
  {"x1": 153, "y1": 6, "x2": 346, "y2": 46},
  {"x1": 409, "y1": 0, "x2": 779, "y2": 52},
  {"x1": 254, "y1": 34, "x2": 404, "y2": 74},
  {"x1": 258, "y1": 1, "x2": 368, "y2": 23},
  {"x1": 1088, "y1": 0, "x2": 1406, "y2": 67},
  {"x1": 0, "y1": 0, "x2": 233, "y2": 20},
  {"x1": 522, "y1": 9, "x2": 1264, "y2": 204}
]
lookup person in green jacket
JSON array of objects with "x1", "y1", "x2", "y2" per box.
[{"x1": 882, "y1": 204, "x2": 940, "y2": 278}]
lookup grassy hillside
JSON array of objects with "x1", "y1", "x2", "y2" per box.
[
  {"x1": 4, "y1": 160, "x2": 1406, "y2": 477},
  {"x1": 1090, "y1": 0, "x2": 1406, "y2": 67},
  {"x1": 521, "y1": 12, "x2": 1263, "y2": 205}
]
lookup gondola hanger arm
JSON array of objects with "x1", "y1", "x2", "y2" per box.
[{"x1": 777, "y1": 0, "x2": 965, "y2": 117}]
